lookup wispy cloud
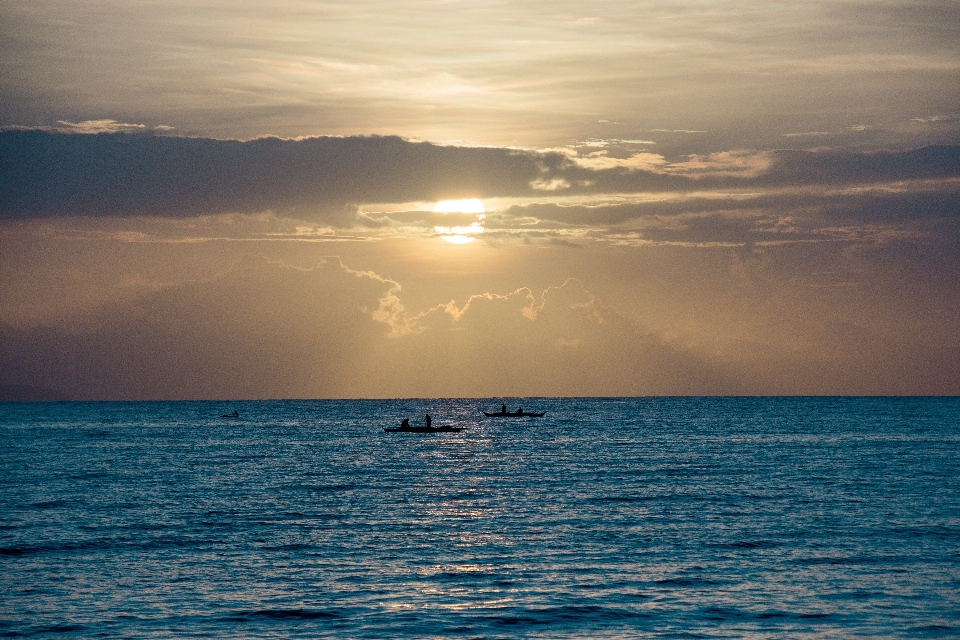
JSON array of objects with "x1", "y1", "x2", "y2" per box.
[
  {"x1": 782, "y1": 131, "x2": 833, "y2": 138},
  {"x1": 2, "y1": 120, "x2": 171, "y2": 134},
  {"x1": 571, "y1": 152, "x2": 667, "y2": 171},
  {"x1": 4, "y1": 1, "x2": 957, "y2": 146},
  {"x1": 55, "y1": 120, "x2": 147, "y2": 134}
]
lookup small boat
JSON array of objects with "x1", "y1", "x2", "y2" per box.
[
  {"x1": 482, "y1": 410, "x2": 545, "y2": 417},
  {"x1": 384, "y1": 424, "x2": 464, "y2": 433}
]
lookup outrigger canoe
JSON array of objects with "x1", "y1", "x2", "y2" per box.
[
  {"x1": 482, "y1": 410, "x2": 545, "y2": 417},
  {"x1": 384, "y1": 425, "x2": 464, "y2": 433}
]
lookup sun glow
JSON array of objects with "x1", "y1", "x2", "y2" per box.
[{"x1": 434, "y1": 198, "x2": 485, "y2": 244}]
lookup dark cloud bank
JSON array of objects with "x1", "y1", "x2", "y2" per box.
[
  {"x1": 0, "y1": 131, "x2": 551, "y2": 220},
  {"x1": 2, "y1": 130, "x2": 959, "y2": 223}
]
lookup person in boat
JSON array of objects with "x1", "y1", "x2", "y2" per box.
[
  {"x1": 501, "y1": 403, "x2": 507, "y2": 413},
  {"x1": 400, "y1": 418, "x2": 410, "y2": 428},
  {"x1": 425, "y1": 414, "x2": 432, "y2": 428},
  {"x1": 517, "y1": 406, "x2": 523, "y2": 414}
]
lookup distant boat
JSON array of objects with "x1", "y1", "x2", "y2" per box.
[
  {"x1": 219, "y1": 411, "x2": 240, "y2": 418},
  {"x1": 482, "y1": 409, "x2": 545, "y2": 417},
  {"x1": 384, "y1": 424, "x2": 464, "y2": 433}
]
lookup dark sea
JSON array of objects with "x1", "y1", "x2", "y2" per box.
[{"x1": 2, "y1": 397, "x2": 958, "y2": 638}]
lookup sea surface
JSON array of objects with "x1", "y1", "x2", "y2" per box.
[{"x1": 1, "y1": 397, "x2": 958, "y2": 638}]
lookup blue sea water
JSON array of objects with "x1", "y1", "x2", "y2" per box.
[{"x1": 1, "y1": 397, "x2": 958, "y2": 638}]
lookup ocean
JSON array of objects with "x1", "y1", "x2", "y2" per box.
[{"x1": 1, "y1": 397, "x2": 958, "y2": 638}]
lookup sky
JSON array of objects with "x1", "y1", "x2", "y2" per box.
[{"x1": 1, "y1": 0, "x2": 959, "y2": 399}]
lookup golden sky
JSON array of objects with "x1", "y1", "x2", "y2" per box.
[{"x1": 1, "y1": 1, "x2": 959, "y2": 398}]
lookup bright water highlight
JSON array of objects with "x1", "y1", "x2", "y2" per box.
[{"x1": 2, "y1": 397, "x2": 958, "y2": 637}]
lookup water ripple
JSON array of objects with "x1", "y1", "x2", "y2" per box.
[{"x1": 1, "y1": 397, "x2": 958, "y2": 637}]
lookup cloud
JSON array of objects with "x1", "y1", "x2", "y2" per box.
[
  {"x1": 530, "y1": 178, "x2": 571, "y2": 191},
  {"x1": 551, "y1": 145, "x2": 960, "y2": 197},
  {"x1": 579, "y1": 146, "x2": 960, "y2": 193},
  {"x1": 1, "y1": 120, "x2": 165, "y2": 134},
  {"x1": 0, "y1": 257, "x2": 397, "y2": 399},
  {"x1": 0, "y1": 130, "x2": 556, "y2": 222},
  {"x1": 910, "y1": 115, "x2": 953, "y2": 124},
  {"x1": 572, "y1": 151, "x2": 668, "y2": 172},
  {"x1": 54, "y1": 119, "x2": 147, "y2": 134},
  {"x1": 782, "y1": 132, "x2": 834, "y2": 138},
  {"x1": 4, "y1": 245, "x2": 959, "y2": 399},
  {"x1": 3, "y1": 0, "x2": 958, "y2": 150},
  {"x1": 0, "y1": 257, "x2": 740, "y2": 399},
  {"x1": 571, "y1": 138, "x2": 657, "y2": 148},
  {"x1": 2, "y1": 130, "x2": 959, "y2": 227},
  {"x1": 570, "y1": 150, "x2": 775, "y2": 179},
  {"x1": 759, "y1": 145, "x2": 960, "y2": 186},
  {"x1": 497, "y1": 179, "x2": 960, "y2": 229},
  {"x1": 662, "y1": 151, "x2": 776, "y2": 178}
]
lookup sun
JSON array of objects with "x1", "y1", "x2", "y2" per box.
[{"x1": 434, "y1": 198, "x2": 485, "y2": 244}]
